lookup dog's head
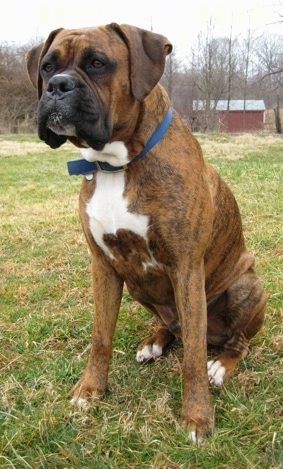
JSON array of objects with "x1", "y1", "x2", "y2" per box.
[{"x1": 26, "y1": 23, "x2": 172, "y2": 150}]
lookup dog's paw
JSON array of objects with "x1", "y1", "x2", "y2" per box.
[
  {"x1": 180, "y1": 412, "x2": 214, "y2": 444},
  {"x1": 70, "y1": 396, "x2": 90, "y2": 410},
  {"x1": 207, "y1": 360, "x2": 226, "y2": 386},
  {"x1": 70, "y1": 373, "x2": 105, "y2": 410},
  {"x1": 188, "y1": 430, "x2": 205, "y2": 445},
  {"x1": 136, "y1": 343, "x2": 163, "y2": 362}
]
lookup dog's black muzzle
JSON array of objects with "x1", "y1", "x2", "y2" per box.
[{"x1": 38, "y1": 74, "x2": 111, "y2": 150}]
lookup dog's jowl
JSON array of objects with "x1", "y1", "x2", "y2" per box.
[{"x1": 26, "y1": 23, "x2": 266, "y2": 443}]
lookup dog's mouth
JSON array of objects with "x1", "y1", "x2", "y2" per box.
[
  {"x1": 46, "y1": 113, "x2": 87, "y2": 148},
  {"x1": 47, "y1": 112, "x2": 76, "y2": 136},
  {"x1": 41, "y1": 110, "x2": 109, "y2": 151}
]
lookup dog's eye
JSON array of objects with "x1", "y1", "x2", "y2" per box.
[
  {"x1": 91, "y1": 59, "x2": 104, "y2": 69},
  {"x1": 42, "y1": 62, "x2": 53, "y2": 73},
  {"x1": 83, "y1": 52, "x2": 111, "y2": 75}
]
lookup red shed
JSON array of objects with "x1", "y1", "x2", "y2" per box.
[{"x1": 193, "y1": 100, "x2": 266, "y2": 133}]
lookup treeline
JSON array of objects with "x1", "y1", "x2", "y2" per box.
[
  {"x1": 1, "y1": 25, "x2": 283, "y2": 134},
  {"x1": 161, "y1": 23, "x2": 283, "y2": 131}
]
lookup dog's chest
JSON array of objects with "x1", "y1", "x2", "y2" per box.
[{"x1": 86, "y1": 172, "x2": 152, "y2": 262}]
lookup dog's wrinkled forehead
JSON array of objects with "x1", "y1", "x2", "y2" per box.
[{"x1": 42, "y1": 26, "x2": 124, "y2": 64}]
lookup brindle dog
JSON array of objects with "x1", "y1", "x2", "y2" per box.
[{"x1": 26, "y1": 23, "x2": 266, "y2": 442}]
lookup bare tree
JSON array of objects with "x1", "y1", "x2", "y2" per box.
[
  {"x1": 189, "y1": 18, "x2": 241, "y2": 130},
  {"x1": 161, "y1": 47, "x2": 180, "y2": 106},
  {"x1": 254, "y1": 33, "x2": 283, "y2": 103},
  {"x1": 0, "y1": 41, "x2": 38, "y2": 133}
]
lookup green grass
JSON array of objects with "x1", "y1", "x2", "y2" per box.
[{"x1": 0, "y1": 134, "x2": 282, "y2": 468}]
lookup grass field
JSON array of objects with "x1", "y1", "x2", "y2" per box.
[{"x1": 0, "y1": 133, "x2": 282, "y2": 468}]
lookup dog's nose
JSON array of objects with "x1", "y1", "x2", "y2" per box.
[{"x1": 46, "y1": 74, "x2": 76, "y2": 96}]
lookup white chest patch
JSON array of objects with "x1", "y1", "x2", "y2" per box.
[
  {"x1": 86, "y1": 170, "x2": 150, "y2": 259},
  {"x1": 81, "y1": 142, "x2": 129, "y2": 167}
]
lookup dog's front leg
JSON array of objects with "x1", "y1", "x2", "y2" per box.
[
  {"x1": 71, "y1": 255, "x2": 123, "y2": 407},
  {"x1": 174, "y1": 265, "x2": 214, "y2": 443}
]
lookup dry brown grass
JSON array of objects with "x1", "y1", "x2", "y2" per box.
[
  {"x1": 198, "y1": 132, "x2": 283, "y2": 160},
  {"x1": 0, "y1": 136, "x2": 49, "y2": 156}
]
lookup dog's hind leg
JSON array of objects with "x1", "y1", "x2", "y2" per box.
[
  {"x1": 207, "y1": 266, "x2": 266, "y2": 386},
  {"x1": 136, "y1": 323, "x2": 175, "y2": 362}
]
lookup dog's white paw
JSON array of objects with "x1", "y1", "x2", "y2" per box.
[
  {"x1": 136, "y1": 343, "x2": 163, "y2": 362},
  {"x1": 188, "y1": 430, "x2": 204, "y2": 445},
  {"x1": 70, "y1": 397, "x2": 89, "y2": 410},
  {"x1": 207, "y1": 360, "x2": 226, "y2": 386}
]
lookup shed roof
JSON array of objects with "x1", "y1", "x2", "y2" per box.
[{"x1": 193, "y1": 100, "x2": 266, "y2": 111}]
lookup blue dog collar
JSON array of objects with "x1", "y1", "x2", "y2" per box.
[{"x1": 67, "y1": 107, "x2": 173, "y2": 176}]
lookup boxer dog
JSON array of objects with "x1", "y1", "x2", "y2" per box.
[{"x1": 26, "y1": 23, "x2": 266, "y2": 442}]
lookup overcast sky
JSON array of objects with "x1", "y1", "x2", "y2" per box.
[{"x1": 1, "y1": 0, "x2": 282, "y2": 58}]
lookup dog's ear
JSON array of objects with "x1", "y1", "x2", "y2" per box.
[
  {"x1": 26, "y1": 43, "x2": 44, "y2": 89},
  {"x1": 110, "y1": 23, "x2": 172, "y2": 101},
  {"x1": 26, "y1": 28, "x2": 67, "y2": 149},
  {"x1": 26, "y1": 28, "x2": 64, "y2": 99}
]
